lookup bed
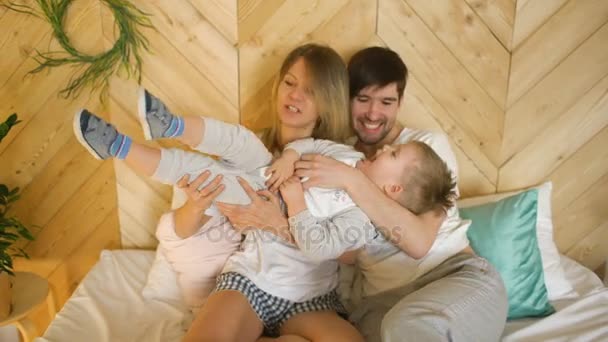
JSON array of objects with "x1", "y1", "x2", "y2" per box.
[{"x1": 37, "y1": 249, "x2": 608, "y2": 342}]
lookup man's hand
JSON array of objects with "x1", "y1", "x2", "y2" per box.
[
  {"x1": 265, "y1": 149, "x2": 300, "y2": 192},
  {"x1": 279, "y1": 176, "x2": 306, "y2": 217},
  {"x1": 294, "y1": 153, "x2": 360, "y2": 190}
]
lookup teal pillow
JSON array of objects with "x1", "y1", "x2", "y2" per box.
[{"x1": 460, "y1": 189, "x2": 555, "y2": 319}]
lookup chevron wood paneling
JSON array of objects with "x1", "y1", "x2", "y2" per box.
[
  {"x1": 101, "y1": 0, "x2": 239, "y2": 249},
  {"x1": 379, "y1": 0, "x2": 506, "y2": 169},
  {"x1": 502, "y1": 0, "x2": 608, "y2": 275},
  {"x1": 508, "y1": 0, "x2": 608, "y2": 108},
  {"x1": 0, "y1": 1, "x2": 120, "y2": 334},
  {"x1": 406, "y1": 0, "x2": 511, "y2": 108},
  {"x1": 1, "y1": 0, "x2": 606, "y2": 336},
  {"x1": 502, "y1": 23, "x2": 608, "y2": 166},
  {"x1": 238, "y1": 0, "x2": 285, "y2": 46},
  {"x1": 465, "y1": 0, "x2": 515, "y2": 50},
  {"x1": 511, "y1": 0, "x2": 568, "y2": 50}
]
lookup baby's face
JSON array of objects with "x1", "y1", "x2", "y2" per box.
[{"x1": 358, "y1": 143, "x2": 419, "y2": 187}]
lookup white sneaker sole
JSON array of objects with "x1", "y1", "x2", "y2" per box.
[
  {"x1": 137, "y1": 86, "x2": 153, "y2": 140},
  {"x1": 73, "y1": 109, "x2": 103, "y2": 160}
]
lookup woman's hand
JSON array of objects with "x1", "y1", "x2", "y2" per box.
[
  {"x1": 294, "y1": 153, "x2": 360, "y2": 190},
  {"x1": 176, "y1": 171, "x2": 225, "y2": 213},
  {"x1": 173, "y1": 171, "x2": 225, "y2": 239},
  {"x1": 216, "y1": 177, "x2": 289, "y2": 237}
]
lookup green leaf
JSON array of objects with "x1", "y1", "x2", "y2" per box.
[
  {"x1": 0, "y1": 232, "x2": 18, "y2": 241},
  {"x1": 6, "y1": 113, "x2": 18, "y2": 126},
  {"x1": 0, "y1": 124, "x2": 8, "y2": 143},
  {"x1": 7, "y1": 193, "x2": 20, "y2": 204},
  {"x1": 14, "y1": 248, "x2": 29, "y2": 259},
  {"x1": 0, "y1": 113, "x2": 20, "y2": 143},
  {"x1": 0, "y1": 184, "x2": 8, "y2": 197}
]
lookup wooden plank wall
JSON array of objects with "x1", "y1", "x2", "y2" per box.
[
  {"x1": 0, "y1": 0, "x2": 606, "y2": 335},
  {"x1": 0, "y1": 1, "x2": 122, "y2": 334}
]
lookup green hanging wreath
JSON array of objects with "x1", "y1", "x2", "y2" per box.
[{"x1": 3, "y1": 0, "x2": 153, "y2": 100}]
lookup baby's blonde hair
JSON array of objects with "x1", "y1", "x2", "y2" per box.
[
  {"x1": 397, "y1": 141, "x2": 457, "y2": 215},
  {"x1": 261, "y1": 44, "x2": 352, "y2": 153}
]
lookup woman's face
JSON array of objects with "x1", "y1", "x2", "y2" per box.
[{"x1": 276, "y1": 58, "x2": 319, "y2": 132}]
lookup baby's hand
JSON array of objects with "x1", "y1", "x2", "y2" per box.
[
  {"x1": 280, "y1": 176, "x2": 306, "y2": 217},
  {"x1": 266, "y1": 149, "x2": 300, "y2": 191}
]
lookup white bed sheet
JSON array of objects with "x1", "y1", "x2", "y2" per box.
[
  {"x1": 38, "y1": 250, "x2": 608, "y2": 342},
  {"x1": 37, "y1": 250, "x2": 188, "y2": 342},
  {"x1": 501, "y1": 255, "x2": 608, "y2": 341}
]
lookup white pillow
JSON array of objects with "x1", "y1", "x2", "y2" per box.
[
  {"x1": 141, "y1": 245, "x2": 184, "y2": 306},
  {"x1": 458, "y1": 181, "x2": 577, "y2": 300}
]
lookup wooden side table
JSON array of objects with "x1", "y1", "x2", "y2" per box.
[{"x1": 0, "y1": 272, "x2": 56, "y2": 342}]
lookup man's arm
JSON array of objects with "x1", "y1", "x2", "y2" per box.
[
  {"x1": 343, "y1": 168, "x2": 444, "y2": 259},
  {"x1": 295, "y1": 155, "x2": 444, "y2": 259}
]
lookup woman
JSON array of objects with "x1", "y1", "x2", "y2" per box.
[
  {"x1": 72, "y1": 42, "x2": 364, "y2": 340},
  {"x1": 175, "y1": 44, "x2": 362, "y2": 341}
]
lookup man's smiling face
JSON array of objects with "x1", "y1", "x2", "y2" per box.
[{"x1": 351, "y1": 83, "x2": 401, "y2": 145}]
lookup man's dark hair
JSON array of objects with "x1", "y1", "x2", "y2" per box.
[{"x1": 348, "y1": 47, "x2": 409, "y2": 100}]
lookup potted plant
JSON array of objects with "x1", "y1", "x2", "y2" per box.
[{"x1": 0, "y1": 113, "x2": 34, "y2": 320}]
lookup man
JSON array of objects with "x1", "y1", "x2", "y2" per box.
[{"x1": 295, "y1": 47, "x2": 509, "y2": 341}]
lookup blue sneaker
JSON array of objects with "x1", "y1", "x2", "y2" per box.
[
  {"x1": 73, "y1": 109, "x2": 131, "y2": 160},
  {"x1": 137, "y1": 87, "x2": 183, "y2": 140}
]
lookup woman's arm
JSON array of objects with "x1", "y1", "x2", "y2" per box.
[
  {"x1": 278, "y1": 176, "x2": 374, "y2": 261},
  {"x1": 295, "y1": 155, "x2": 444, "y2": 259},
  {"x1": 287, "y1": 208, "x2": 375, "y2": 262}
]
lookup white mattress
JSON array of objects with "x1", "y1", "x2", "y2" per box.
[
  {"x1": 502, "y1": 256, "x2": 608, "y2": 341},
  {"x1": 38, "y1": 250, "x2": 608, "y2": 342},
  {"x1": 37, "y1": 250, "x2": 188, "y2": 342}
]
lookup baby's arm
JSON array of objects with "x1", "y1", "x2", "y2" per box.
[
  {"x1": 285, "y1": 138, "x2": 361, "y2": 162},
  {"x1": 266, "y1": 138, "x2": 360, "y2": 190},
  {"x1": 266, "y1": 149, "x2": 300, "y2": 191}
]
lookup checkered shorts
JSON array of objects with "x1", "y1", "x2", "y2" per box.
[{"x1": 214, "y1": 272, "x2": 347, "y2": 337}]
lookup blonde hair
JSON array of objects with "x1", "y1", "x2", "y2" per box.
[
  {"x1": 261, "y1": 44, "x2": 352, "y2": 153},
  {"x1": 397, "y1": 141, "x2": 457, "y2": 215}
]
